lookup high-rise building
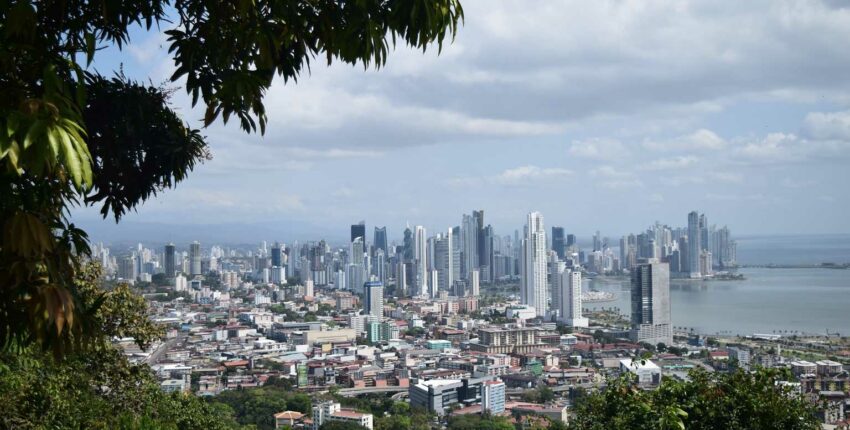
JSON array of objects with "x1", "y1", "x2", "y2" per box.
[
  {"x1": 593, "y1": 230, "x2": 602, "y2": 252},
  {"x1": 118, "y1": 255, "x2": 137, "y2": 280},
  {"x1": 189, "y1": 241, "x2": 201, "y2": 276},
  {"x1": 551, "y1": 227, "x2": 566, "y2": 259},
  {"x1": 473, "y1": 210, "x2": 485, "y2": 272},
  {"x1": 520, "y1": 212, "x2": 548, "y2": 318},
  {"x1": 351, "y1": 221, "x2": 366, "y2": 244},
  {"x1": 630, "y1": 261, "x2": 672, "y2": 345},
  {"x1": 462, "y1": 214, "x2": 478, "y2": 280},
  {"x1": 271, "y1": 242, "x2": 283, "y2": 267},
  {"x1": 434, "y1": 230, "x2": 456, "y2": 296},
  {"x1": 470, "y1": 269, "x2": 480, "y2": 297},
  {"x1": 364, "y1": 281, "x2": 384, "y2": 318},
  {"x1": 481, "y1": 380, "x2": 506, "y2": 414},
  {"x1": 558, "y1": 268, "x2": 587, "y2": 327},
  {"x1": 164, "y1": 243, "x2": 176, "y2": 277},
  {"x1": 349, "y1": 237, "x2": 366, "y2": 293},
  {"x1": 373, "y1": 226, "x2": 387, "y2": 255},
  {"x1": 687, "y1": 211, "x2": 701, "y2": 278},
  {"x1": 566, "y1": 234, "x2": 576, "y2": 248},
  {"x1": 414, "y1": 226, "x2": 428, "y2": 296}
]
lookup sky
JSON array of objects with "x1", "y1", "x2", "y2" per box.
[{"x1": 75, "y1": 0, "x2": 850, "y2": 244}]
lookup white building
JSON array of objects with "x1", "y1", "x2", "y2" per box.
[
  {"x1": 414, "y1": 226, "x2": 428, "y2": 297},
  {"x1": 482, "y1": 379, "x2": 506, "y2": 414},
  {"x1": 619, "y1": 359, "x2": 661, "y2": 386},
  {"x1": 312, "y1": 401, "x2": 373, "y2": 430},
  {"x1": 558, "y1": 269, "x2": 588, "y2": 327},
  {"x1": 521, "y1": 212, "x2": 548, "y2": 318}
]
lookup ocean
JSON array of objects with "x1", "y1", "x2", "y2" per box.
[{"x1": 585, "y1": 235, "x2": 850, "y2": 336}]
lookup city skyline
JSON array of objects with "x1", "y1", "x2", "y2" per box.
[{"x1": 69, "y1": 0, "x2": 850, "y2": 238}]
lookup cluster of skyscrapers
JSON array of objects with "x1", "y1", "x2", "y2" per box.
[{"x1": 619, "y1": 212, "x2": 738, "y2": 278}]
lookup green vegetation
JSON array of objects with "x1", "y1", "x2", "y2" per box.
[
  {"x1": 571, "y1": 368, "x2": 820, "y2": 430},
  {"x1": 0, "y1": 0, "x2": 464, "y2": 356},
  {"x1": 209, "y1": 386, "x2": 312, "y2": 430},
  {"x1": 0, "y1": 265, "x2": 238, "y2": 429},
  {"x1": 446, "y1": 413, "x2": 513, "y2": 430},
  {"x1": 320, "y1": 422, "x2": 369, "y2": 430}
]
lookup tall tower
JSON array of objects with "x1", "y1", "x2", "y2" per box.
[
  {"x1": 351, "y1": 221, "x2": 366, "y2": 244},
  {"x1": 373, "y1": 226, "x2": 387, "y2": 255},
  {"x1": 271, "y1": 242, "x2": 283, "y2": 267},
  {"x1": 551, "y1": 227, "x2": 566, "y2": 259},
  {"x1": 687, "y1": 211, "x2": 702, "y2": 278},
  {"x1": 349, "y1": 237, "x2": 366, "y2": 293},
  {"x1": 365, "y1": 281, "x2": 384, "y2": 318},
  {"x1": 435, "y1": 230, "x2": 455, "y2": 295},
  {"x1": 164, "y1": 243, "x2": 176, "y2": 277},
  {"x1": 462, "y1": 214, "x2": 478, "y2": 280},
  {"x1": 414, "y1": 226, "x2": 428, "y2": 297},
  {"x1": 189, "y1": 241, "x2": 201, "y2": 276},
  {"x1": 558, "y1": 268, "x2": 587, "y2": 327},
  {"x1": 630, "y1": 261, "x2": 672, "y2": 345},
  {"x1": 520, "y1": 212, "x2": 547, "y2": 317}
]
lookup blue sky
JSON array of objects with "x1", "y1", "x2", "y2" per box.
[{"x1": 75, "y1": 0, "x2": 850, "y2": 243}]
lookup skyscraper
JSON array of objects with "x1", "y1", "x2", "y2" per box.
[
  {"x1": 351, "y1": 221, "x2": 366, "y2": 244},
  {"x1": 189, "y1": 241, "x2": 201, "y2": 276},
  {"x1": 349, "y1": 237, "x2": 366, "y2": 293},
  {"x1": 630, "y1": 261, "x2": 672, "y2": 345},
  {"x1": 687, "y1": 211, "x2": 702, "y2": 278},
  {"x1": 271, "y1": 242, "x2": 283, "y2": 267},
  {"x1": 558, "y1": 268, "x2": 587, "y2": 327},
  {"x1": 462, "y1": 214, "x2": 478, "y2": 280},
  {"x1": 435, "y1": 230, "x2": 455, "y2": 295},
  {"x1": 520, "y1": 212, "x2": 548, "y2": 318},
  {"x1": 473, "y1": 210, "x2": 485, "y2": 272},
  {"x1": 551, "y1": 226, "x2": 566, "y2": 259},
  {"x1": 414, "y1": 226, "x2": 428, "y2": 296},
  {"x1": 164, "y1": 243, "x2": 176, "y2": 277},
  {"x1": 373, "y1": 226, "x2": 387, "y2": 255},
  {"x1": 364, "y1": 281, "x2": 384, "y2": 318}
]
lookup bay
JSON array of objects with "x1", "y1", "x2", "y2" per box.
[{"x1": 586, "y1": 267, "x2": 850, "y2": 336}]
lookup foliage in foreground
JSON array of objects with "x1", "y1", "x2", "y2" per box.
[
  {"x1": 571, "y1": 368, "x2": 820, "y2": 430},
  {"x1": 0, "y1": 0, "x2": 464, "y2": 357},
  {"x1": 0, "y1": 265, "x2": 238, "y2": 429}
]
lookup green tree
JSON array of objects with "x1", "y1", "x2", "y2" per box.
[
  {"x1": 571, "y1": 368, "x2": 820, "y2": 430},
  {"x1": 0, "y1": 0, "x2": 464, "y2": 355},
  {"x1": 320, "y1": 422, "x2": 369, "y2": 430},
  {"x1": 0, "y1": 264, "x2": 238, "y2": 429},
  {"x1": 447, "y1": 413, "x2": 514, "y2": 430}
]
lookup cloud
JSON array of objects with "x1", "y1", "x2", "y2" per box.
[
  {"x1": 495, "y1": 165, "x2": 573, "y2": 184},
  {"x1": 641, "y1": 155, "x2": 699, "y2": 171},
  {"x1": 643, "y1": 129, "x2": 727, "y2": 151},
  {"x1": 449, "y1": 165, "x2": 573, "y2": 187},
  {"x1": 569, "y1": 138, "x2": 628, "y2": 160},
  {"x1": 802, "y1": 110, "x2": 850, "y2": 140}
]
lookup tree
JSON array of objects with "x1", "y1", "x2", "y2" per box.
[
  {"x1": 0, "y1": 264, "x2": 238, "y2": 429},
  {"x1": 447, "y1": 413, "x2": 514, "y2": 430},
  {"x1": 0, "y1": 0, "x2": 464, "y2": 355},
  {"x1": 320, "y1": 422, "x2": 369, "y2": 430},
  {"x1": 570, "y1": 368, "x2": 820, "y2": 430}
]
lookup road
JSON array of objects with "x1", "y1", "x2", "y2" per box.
[
  {"x1": 337, "y1": 387, "x2": 407, "y2": 397},
  {"x1": 146, "y1": 334, "x2": 186, "y2": 365}
]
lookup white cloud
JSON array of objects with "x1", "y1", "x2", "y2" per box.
[
  {"x1": 495, "y1": 165, "x2": 573, "y2": 185},
  {"x1": 569, "y1": 138, "x2": 628, "y2": 160},
  {"x1": 802, "y1": 110, "x2": 850, "y2": 140},
  {"x1": 643, "y1": 129, "x2": 727, "y2": 151},
  {"x1": 449, "y1": 165, "x2": 572, "y2": 187},
  {"x1": 641, "y1": 155, "x2": 699, "y2": 171}
]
